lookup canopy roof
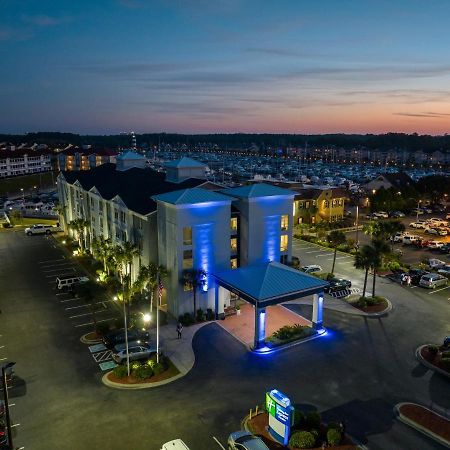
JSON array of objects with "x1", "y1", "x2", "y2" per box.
[{"x1": 213, "y1": 261, "x2": 328, "y2": 307}]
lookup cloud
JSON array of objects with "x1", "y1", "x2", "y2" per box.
[
  {"x1": 72, "y1": 62, "x2": 196, "y2": 76},
  {"x1": 0, "y1": 26, "x2": 33, "y2": 42},
  {"x1": 22, "y1": 14, "x2": 72, "y2": 27},
  {"x1": 393, "y1": 112, "x2": 450, "y2": 118}
]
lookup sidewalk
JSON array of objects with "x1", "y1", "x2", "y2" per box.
[{"x1": 148, "y1": 317, "x2": 209, "y2": 376}]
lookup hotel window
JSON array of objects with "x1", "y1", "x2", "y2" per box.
[
  {"x1": 299, "y1": 201, "x2": 304, "y2": 209},
  {"x1": 324, "y1": 200, "x2": 329, "y2": 208},
  {"x1": 230, "y1": 258, "x2": 238, "y2": 269},
  {"x1": 305, "y1": 201, "x2": 310, "y2": 208},
  {"x1": 230, "y1": 238, "x2": 237, "y2": 252},
  {"x1": 183, "y1": 249, "x2": 193, "y2": 269},
  {"x1": 281, "y1": 215, "x2": 289, "y2": 231},
  {"x1": 183, "y1": 227, "x2": 192, "y2": 245},
  {"x1": 120, "y1": 211, "x2": 126, "y2": 223},
  {"x1": 230, "y1": 217, "x2": 238, "y2": 232},
  {"x1": 114, "y1": 210, "x2": 119, "y2": 221},
  {"x1": 280, "y1": 235, "x2": 288, "y2": 252}
]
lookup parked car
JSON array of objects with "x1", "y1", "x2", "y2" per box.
[
  {"x1": 438, "y1": 243, "x2": 450, "y2": 254},
  {"x1": 427, "y1": 241, "x2": 445, "y2": 251},
  {"x1": 402, "y1": 235, "x2": 419, "y2": 245},
  {"x1": 427, "y1": 258, "x2": 446, "y2": 269},
  {"x1": 390, "y1": 211, "x2": 405, "y2": 218},
  {"x1": 424, "y1": 227, "x2": 439, "y2": 235},
  {"x1": 301, "y1": 264, "x2": 323, "y2": 274},
  {"x1": 102, "y1": 328, "x2": 150, "y2": 348},
  {"x1": 365, "y1": 213, "x2": 379, "y2": 220},
  {"x1": 393, "y1": 232, "x2": 408, "y2": 243},
  {"x1": 446, "y1": 213, "x2": 450, "y2": 220},
  {"x1": 0, "y1": 421, "x2": 7, "y2": 446},
  {"x1": 55, "y1": 275, "x2": 89, "y2": 291},
  {"x1": 408, "y1": 269, "x2": 430, "y2": 285},
  {"x1": 436, "y1": 228, "x2": 448, "y2": 236},
  {"x1": 324, "y1": 277, "x2": 352, "y2": 293},
  {"x1": 112, "y1": 345, "x2": 157, "y2": 364},
  {"x1": 412, "y1": 238, "x2": 431, "y2": 249},
  {"x1": 428, "y1": 218, "x2": 448, "y2": 227},
  {"x1": 437, "y1": 265, "x2": 450, "y2": 277},
  {"x1": 161, "y1": 439, "x2": 190, "y2": 450},
  {"x1": 419, "y1": 273, "x2": 448, "y2": 289},
  {"x1": 374, "y1": 211, "x2": 389, "y2": 218},
  {"x1": 227, "y1": 431, "x2": 270, "y2": 450},
  {"x1": 24, "y1": 224, "x2": 61, "y2": 235},
  {"x1": 409, "y1": 221, "x2": 426, "y2": 229}
]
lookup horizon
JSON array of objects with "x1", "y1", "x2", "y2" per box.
[{"x1": 2, "y1": 1, "x2": 450, "y2": 135}]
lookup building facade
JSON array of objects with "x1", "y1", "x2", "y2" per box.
[
  {"x1": 0, "y1": 150, "x2": 52, "y2": 178},
  {"x1": 57, "y1": 148, "x2": 117, "y2": 171},
  {"x1": 57, "y1": 153, "x2": 295, "y2": 320}
]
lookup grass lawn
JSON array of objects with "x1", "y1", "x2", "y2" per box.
[
  {"x1": 9, "y1": 216, "x2": 58, "y2": 226},
  {"x1": 0, "y1": 171, "x2": 56, "y2": 197}
]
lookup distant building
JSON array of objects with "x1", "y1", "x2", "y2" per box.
[
  {"x1": 364, "y1": 172, "x2": 414, "y2": 193},
  {"x1": 0, "y1": 150, "x2": 52, "y2": 178},
  {"x1": 57, "y1": 148, "x2": 117, "y2": 171}
]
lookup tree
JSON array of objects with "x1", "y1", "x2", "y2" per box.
[
  {"x1": 370, "y1": 238, "x2": 391, "y2": 297},
  {"x1": 91, "y1": 237, "x2": 112, "y2": 273},
  {"x1": 182, "y1": 268, "x2": 206, "y2": 316},
  {"x1": 327, "y1": 230, "x2": 346, "y2": 273},
  {"x1": 68, "y1": 218, "x2": 90, "y2": 251},
  {"x1": 376, "y1": 220, "x2": 405, "y2": 250},
  {"x1": 354, "y1": 245, "x2": 376, "y2": 298},
  {"x1": 136, "y1": 262, "x2": 169, "y2": 313}
]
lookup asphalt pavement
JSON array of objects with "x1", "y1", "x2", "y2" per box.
[{"x1": 0, "y1": 230, "x2": 449, "y2": 450}]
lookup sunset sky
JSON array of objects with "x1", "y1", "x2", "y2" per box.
[{"x1": 1, "y1": 0, "x2": 450, "y2": 135}]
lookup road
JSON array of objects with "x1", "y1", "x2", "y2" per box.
[{"x1": 0, "y1": 230, "x2": 449, "y2": 450}]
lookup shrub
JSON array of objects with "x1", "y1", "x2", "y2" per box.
[
  {"x1": 133, "y1": 365, "x2": 153, "y2": 380},
  {"x1": 206, "y1": 308, "x2": 215, "y2": 321},
  {"x1": 178, "y1": 312, "x2": 195, "y2": 326},
  {"x1": 327, "y1": 422, "x2": 340, "y2": 431},
  {"x1": 95, "y1": 322, "x2": 110, "y2": 336},
  {"x1": 152, "y1": 362, "x2": 165, "y2": 375},
  {"x1": 442, "y1": 350, "x2": 450, "y2": 358},
  {"x1": 427, "y1": 345, "x2": 439, "y2": 356},
  {"x1": 113, "y1": 365, "x2": 128, "y2": 378},
  {"x1": 196, "y1": 308, "x2": 205, "y2": 322},
  {"x1": 289, "y1": 431, "x2": 316, "y2": 449},
  {"x1": 306, "y1": 411, "x2": 321, "y2": 429},
  {"x1": 440, "y1": 358, "x2": 450, "y2": 371},
  {"x1": 293, "y1": 409, "x2": 305, "y2": 428},
  {"x1": 327, "y1": 428, "x2": 342, "y2": 446}
]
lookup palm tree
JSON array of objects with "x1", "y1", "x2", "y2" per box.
[
  {"x1": 354, "y1": 245, "x2": 376, "y2": 298},
  {"x1": 136, "y1": 262, "x2": 169, "y2": 312},
  {"x1": 182, "y1": 268, "x2": 206, "y2": 317},
  {"x1": 375, "y1": 220, "x2": 405, "y2": 251},
  {"x1": 327, "y1": 230, "x2": 347, "y2": 273},
  {"x1": 370, "y1": 238, "x2": 390, "y2": 297},
  {"x1": 91, "y1": 237, "x2": 112, "y2": 273},
  {"x1": 68, "y1": 218, "x2": 90, "y2": 252},
  {"x1": 121, "y1": 242, "x2": 141, "y2": 282}
]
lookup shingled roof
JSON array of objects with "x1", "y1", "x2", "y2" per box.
[{"x1": 61, "y1": 163, "x2": 205, "y2": 215}]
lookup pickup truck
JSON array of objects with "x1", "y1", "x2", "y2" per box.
[{"x1": 24, "y1": 224, "x2": 61, "y2": 235}]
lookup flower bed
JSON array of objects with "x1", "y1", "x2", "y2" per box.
[
  {"x1": 106, "y1": 356, "x2": 179, "y2": 385},
  {"x1": 266, "y1": 325, "x2": 316, "y2": 348},
  {"x1": 348, "y1": 295, "x2": 389, "y2": 313},
  {"x1": 247, "y1": 412, "x2": 357, "y2": 449},
  {"x1": 420, "y1": 345, "x2": 450, "y2": 374},
  {"x1": 398, "y1": 403, "x2": 450, "y2": 443}
]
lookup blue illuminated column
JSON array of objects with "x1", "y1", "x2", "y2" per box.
[
  {"x1": 312, "y1": 292, "x2": 323, "y2": 330},
  {"x1": 254, "y1": 305, "x2": 266, "y2": 349}
]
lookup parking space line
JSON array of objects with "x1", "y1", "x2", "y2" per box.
[
  {"x1": 74, "y1": 318, "x2": 114, "y2": 328},
  {"x1": 60, "y1": 298, "x2": 80, "y2": 303},
  {"x1": 41, "y1": 262, "x2": 75, "y2": 269},
  {"x1": 45, "y1": 270, "x2": 76, "y2": 278},
  {"x1": 39, "y1": 258, "x2": 65, "y2": 264},
  {"x1": 92, "y1": 350, "x2": 112, "y2": 363},
  {"x1": 213, "y1": 436, "x2": 226, "y2": 450},
  {"x1": 305, "y1": 250, "x2": 328, "y2": 254},
  {"x1": 0, "y1": 357, "x2": 7, "y2": 361},
  {"x1": 428, "y1": 286, "x2": 450, "y2": 294},
  {"x1": 69, "y1": 310, "x2": 108, "y2": 319},
  {"x1": 66, "y1": 301, "x2": 110, "y2": 310},
  {"x1": 42, "y1": 267, "x2": 76, "y2": 273}
]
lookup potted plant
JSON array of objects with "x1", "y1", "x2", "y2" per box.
[{"x1": 236, "y1": 304, "x2": 241, "y2": 315}]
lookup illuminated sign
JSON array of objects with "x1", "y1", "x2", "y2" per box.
[{"x1": 266, "y1": 389, "x2": 293, "y2": 446}]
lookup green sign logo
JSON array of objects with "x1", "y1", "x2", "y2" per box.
[{"x1": 266, "y1": 392, "x2": 276, "y2": 417}]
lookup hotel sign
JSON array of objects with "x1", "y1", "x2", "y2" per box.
[{"x1": 265, "y1": 389, "x2": 294, "y2": 446}]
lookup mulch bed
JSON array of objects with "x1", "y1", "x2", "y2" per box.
[
  {"x1": 349, "y1": 298, "x2": 388, "y2": 313},
  {"x1": 84, "y1": 331, "x2": 101, "y2": 342},
  {"x1": 247, "y1": 413, "x2": 357, "y2": 450},
  {"x1": 420, "y1": 346, "x2": 450, "y2": 373},
  {"x1": 107, "y1": 359, "x2": 180, "y2": 385},
  {"x1": 399, "y1": 404, "x2": 450, "y2": 441}
]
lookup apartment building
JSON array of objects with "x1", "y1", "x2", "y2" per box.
[
  {"x1": 0, "y1": 150, "x2": 52, "y2": 178},
  {"x1": 57, "y1": 148, "x2": 117, "y2": 171}
]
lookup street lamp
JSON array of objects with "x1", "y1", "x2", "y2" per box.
[
  {"x1": 20, "y1": 188, "x2": 24, "y2": 202},
  {"x1": 2, "y1": 361, "x2": 16, "y2": 450},
  {"x1": 416, "y1": 200, "x2": 422, "y2": 222}
]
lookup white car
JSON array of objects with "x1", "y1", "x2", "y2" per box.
[
  {"x1": 427, "y1": 241, "x2": 445, "y2": 250},
  {"x1": 24, "y1": 224, "x2": 61, "y2": 235},
  {"x1": 393, "y1": 232, "x2": 407, "y2": 243},
  {"x1": 428, "y1": 218, "x2": 447, "y2": 227},
  {"x1": 374, "y1": 211, "x2": 389, "y2": 218},
  {"x1": 436, "y1": 228, "x2": 448, "y2": 236},
  {"x1": 424, "y1": 227, "x2": 439, "y2": 235},
  {"x1": 161, "y1": 439, "x2": 190, "y2": 450},
  {"x1": 428, "y1": 258, "x2": 446, "y2": 269},
  {"x1": 409, "y1": 221, "x2": 426, "y2": 229},
  {"x1": 402, "y1": 235, "x2": 419, "y2": 245},
  {"x1": 301, "y1": 264, "x2": 323, "y2": 274},
  {"x1": 112, "y1": 345, "x2": 157, "y2": 364},
  {"x1": 437, "y1": 265, "x2": 450, "y2": 277}
]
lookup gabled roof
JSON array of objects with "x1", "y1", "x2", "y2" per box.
[
  {"x1": 61, "y1": 163, "x2": 205, "y2": 215},
  {"x1": 164, "y1": 157, "x2": 207, "y2": 168},
  {"x1": 153, "y1": 188, "x2": 231, "y2": 205},
  {"x1": 380, "y1": 172, "x2": 414, "y2": 188},
  {"x1": 117, "y1": 150, "x2": 146, "y2": 160},
  {"x1": 213, "y1": 262, "x2": 328, "y2": 306},
  {"x1": 220, "y1": 183, "x2": 294, "y2": 199}
]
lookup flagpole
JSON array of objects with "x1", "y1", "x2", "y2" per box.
[{"x1": 157, "y1": 273, "x2": 161, "y2": 364}]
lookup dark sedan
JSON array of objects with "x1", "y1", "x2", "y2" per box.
[
  {"x1": 102, "y1": 328, "x2": 150, "y2": 349},
  {"x1": 324, "y1": 277, "x2": 352, "y2": 293},
  {"x1": 408, "y1": 269, "x2": 431, "y2": 285},
  {"x1": 438, "y1": 243, "x2": 450, "y2": 254}
]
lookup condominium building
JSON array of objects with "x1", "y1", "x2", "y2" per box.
[
  {"x1": 57, "y1": 148, "x2": 117, "y2": 171},
  {"x1": 0, "y1": 150, "x2": 52, "y2": 178}
]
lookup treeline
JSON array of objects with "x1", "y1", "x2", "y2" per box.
[{"x1": 1, "y1": 132, "x2": 450, "y2": 152}]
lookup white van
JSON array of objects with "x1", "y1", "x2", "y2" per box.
[
  {"x1": 402, "y1": 235, "x2": 419, "y2": 245},
  {"x1": 161, "y1": 440, "x2": 190, "y2": 450},
  {"x1": 56, "y1": 276, "x2": 89, "y2": 291}
]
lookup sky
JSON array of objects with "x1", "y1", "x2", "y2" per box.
[{"x1": 1, "y1": 0, "x2": 450, "y2": 135}]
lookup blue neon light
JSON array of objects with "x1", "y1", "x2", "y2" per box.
[
  {"x1": 194, "y1": 223, "x2": 213, "y2": 292},
  {"x1": 264, "y1": 215, "x2": 279, "y2": 262}
]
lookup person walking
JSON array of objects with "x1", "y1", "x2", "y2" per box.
[
  {"x1": 406, "y1": 275, "x2": 412, "y2": 287},
  {"x1": 176, "y1": 322, "x2": 183, "y2": 339}
]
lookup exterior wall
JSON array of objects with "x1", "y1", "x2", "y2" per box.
[
  {"x1": 236, "y1": 196, "x2": 293, "y2": 266},
  {"x1": 165, "y1": 166, "x2": 205, "y2": 183},
  {"x1": 156, "y1": 200, "x2": 231, "y2": 318},
  {"x1": 0, "y1": 154, "x2": 52, "y2": 177},
  {"x1": 294, "y1": 190, "x2": 345, "y2": 224}
]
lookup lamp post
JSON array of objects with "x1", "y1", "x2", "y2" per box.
[
  {"x1": 2, "y1": 361, "x2": 16, "y2": 450},
  {"x1": 355, "y1": 205, "x2": 360, "y2": 250},
  {"x1": 416, "y1": 200, "x2": 421, "y2": 222}
]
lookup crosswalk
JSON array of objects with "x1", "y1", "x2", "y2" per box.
[{"x1": 329, "y1": 287, "x2": 361, "y2": 298}]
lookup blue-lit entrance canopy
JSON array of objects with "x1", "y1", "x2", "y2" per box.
[{"x1": 213, "y1": 262, "x2": 328, "y2": 307}]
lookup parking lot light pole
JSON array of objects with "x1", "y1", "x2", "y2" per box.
[
  {"x1": 122, "y1": 287, "x2": 131, "y2": 377},
  {"x1": 416, "y1": 200, "x2": 421, "y2": 222},
  {"x1": 2, "y1": 361, "x2": 16, "y2": 450}
]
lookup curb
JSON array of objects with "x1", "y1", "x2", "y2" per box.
[
  {"x1": 415, "y1": 345, "x2": 450, "y2": 379},
  {"x1": 394, "y1": 402, "x2": 450, "y2": 448},
  {"x1": 80, "y1": 333, "x2": 102, "y2": 344},
  {"x1": 344, "y1": 297, "x2": 392, "y2": 318},
  {"x1": 101, "y1": 371, "x2": 185, "y2": 390}
]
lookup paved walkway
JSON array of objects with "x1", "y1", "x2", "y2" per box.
[
  {"x1": 217, "y1": 303, "x2": 311, "y2": 347},
  {"x1": 286, "y1": 294, "x2": 368, "y2": 316}
]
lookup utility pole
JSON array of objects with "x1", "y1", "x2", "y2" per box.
[{"x1": 2, "y1": 362, "x2": 16, "y2": 450}]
